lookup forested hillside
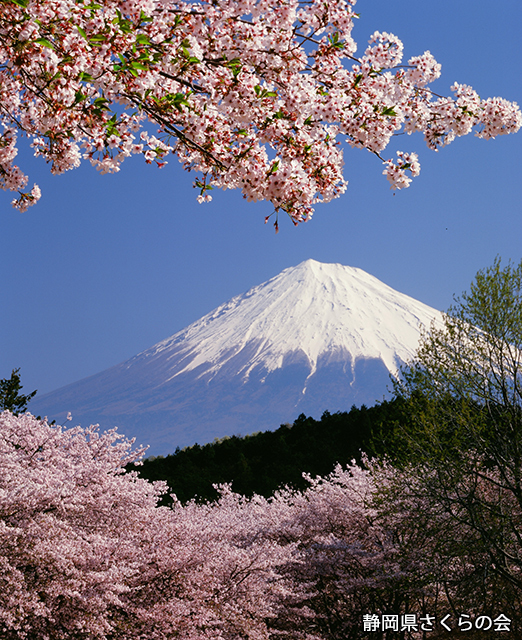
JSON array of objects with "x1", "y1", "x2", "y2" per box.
[{"x1": 136, "y1": 398, "x2": 410, "y2": 503}]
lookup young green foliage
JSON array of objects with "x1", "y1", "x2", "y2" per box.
[{"x1": 392, "y1": 257, "x2": 522, "y2": 592}]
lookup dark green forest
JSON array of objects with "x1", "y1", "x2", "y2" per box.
[{"x1": 135, "y1": 398, "x2": 412, "y2": 503}]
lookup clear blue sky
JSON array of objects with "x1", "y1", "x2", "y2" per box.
[{"x1": 2, "y1": 0, "x2": 521, "y2": 400}]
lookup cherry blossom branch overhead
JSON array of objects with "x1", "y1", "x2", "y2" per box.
[{"x1": 1, "y1": 0, "x2": 520, "y2": 220}]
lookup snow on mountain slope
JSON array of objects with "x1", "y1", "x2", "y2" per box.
[
  {"x1": 30, "y1": 260, "x2": 443, "y2": 455},
  {"x1": 143, "y1": 259, "x2": 440, "y2": 384}
]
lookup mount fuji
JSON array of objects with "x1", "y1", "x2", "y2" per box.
[{"x1": 31, "y1": 260, "x2": 443, "y2": 456}]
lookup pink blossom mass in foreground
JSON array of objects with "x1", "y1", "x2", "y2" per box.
[
  {"x1": 2, "y1": 410, "x2": 521, "y2": 638},
  {"x1": 0, "y1": 0, "x2": 521, "y2": 222}
]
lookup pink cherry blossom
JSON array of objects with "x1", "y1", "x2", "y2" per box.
[
  {"x1": 3, "y1": 410, "x2": 519, "y2": 637},
  {"x1": 0, "y1": 411, "x2": 299, "y2": 639},
  {"x1": 0, "y1": 0, "x2": 518, "y2": 223}
]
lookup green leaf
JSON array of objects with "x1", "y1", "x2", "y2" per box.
[
  {"x1": 268, "y1": 160, "x2": 279, "y2": 175},
  {"x1": 92, "y1": 97, "x2": 110, "y2": 114},
  {"x1": 159, "y1": 92, "x2": 191, "y2": 111},
  {"x1": 74, "y1": 90, "x2": 87, "y2": 104},
  {"x1": 10, "y1": 0, "x2": 29, "y2": 7},
  {"x1": 139, "y1": 11, "x2": 154, "y2": 24},
  {"x1": 327, "y1": 32, "x2": 345, "y2": 49},
  {"x1": 225, "y1": 58, "x2": 242, "y2": 78},
  {"x1": 77, "y1": 25, "x2": 88, "y2": 39},
  {"x1": 105, "y1": 114, "x2": 120, "y2": 136},
  {"x1": 113, "y1": 9, "x2": 133, "y2": 33},
  {"x1": 130, "y1": 61, "x2": 149, "y2": 71},
  {"x1": 381, "y1": 106, "x2": 397, "y2": 117},
  {"x1": 34, "y1": 38, "x2": 55, "y2": 49},
  {"x1": 254, "y1": 85, "x2": 277, "y2": 100}
]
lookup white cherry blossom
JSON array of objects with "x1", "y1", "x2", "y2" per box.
[{"x1": 0, "y1": 0, "x2": 519, "y2": 223}]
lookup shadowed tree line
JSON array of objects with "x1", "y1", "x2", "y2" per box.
[{"x1": 135, "y1": 398, "x2": 414, "y2": 504}]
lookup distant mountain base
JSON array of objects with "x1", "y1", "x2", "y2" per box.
[{"x1": 31, "y1": 355, "x2": 393, "y2": 456}]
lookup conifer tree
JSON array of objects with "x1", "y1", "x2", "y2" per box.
[{"x1": 0, "y1": 368, "x2": 37, "y2": 415}]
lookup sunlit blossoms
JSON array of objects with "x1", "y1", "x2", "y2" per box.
[
  {"x1": 1, "y1": 410, "x2": 521, "y2": 637},
  {"x1": 0, "y1": 411, "x2": 298, "y2": 639},
  {"x1": 0, "y1": 411, "x2": 407, "y2": 639},
  {"x1": 0, "y1": 0, "x2": 520, "y2": 219},
  {"x1": 382, "y1": 151, "x2": 420, "y2": 190}
]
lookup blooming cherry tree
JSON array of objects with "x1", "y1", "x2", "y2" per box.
[
  {"x1": 1, "y1": 0, "x2": 520, "y2": 222},
  {"x1": 0, "y1": 411, "x2": 299, "y2": 639},
  {"x1": 0, "y1": 410, "x2": 155, "y2": 638},
  {"x1": 264, "y1": 462, "x2": 429, "y2": 639},
  {"x1": 4, "y1": 410, "x2": 518, "y2": 638}
]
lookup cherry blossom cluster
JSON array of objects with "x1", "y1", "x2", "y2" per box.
[
  {"x1": 2, "y1": 410, "x2": 521, "y2": 638},
  {"x1": 0, "y1": 0, "x2": 519, "y2": 220},
  {"x1": 0, "y1": 411, "x2": 299, "y2": 639},
  {"x1": 0, "y1": 410, "x2": 402, "y2": 639}
]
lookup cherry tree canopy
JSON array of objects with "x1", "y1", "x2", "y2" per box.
[
  {"x1": 1, "y1": 0, "x2": 520, "y2": 221},
  {"x1": 0, "y1": 410, "x2": 299, "y2": 639},
  {"x1": 2, "y1": 410, "x2": 520, "y2": 637}
]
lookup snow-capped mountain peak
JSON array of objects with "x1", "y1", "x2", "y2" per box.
[
  {"x1": 30, "y1": 260, "x2": 443, "y2": 455},
  {"x1": 133, "y1": 258, "x2": 441, "y2": 387}
]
